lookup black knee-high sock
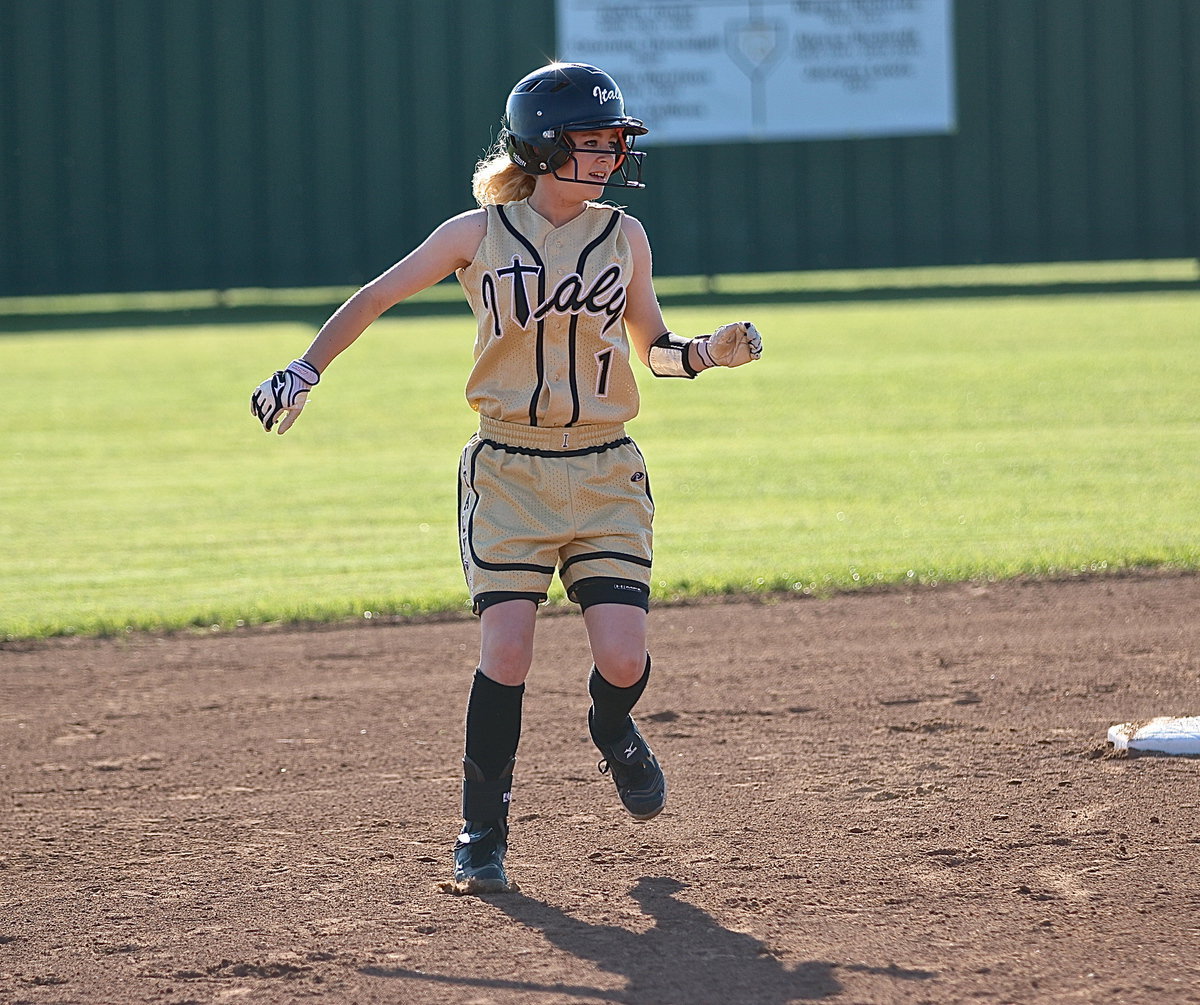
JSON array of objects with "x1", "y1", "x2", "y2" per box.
[
  {"x1": 464, "y1": 669, "x2": 524, "y2": 782},
  {"x1": 588, "y1": 655, "x2": 651, "y2": 745}
]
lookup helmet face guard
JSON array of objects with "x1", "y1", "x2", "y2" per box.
[{"x1": 501, "y1": 63, "x2": 648, "y2": 190}]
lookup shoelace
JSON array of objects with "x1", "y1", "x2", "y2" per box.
[{"x1": 598, "y1": 756, "x2": 649, "y2": 781}]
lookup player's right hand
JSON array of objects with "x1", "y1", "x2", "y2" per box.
[{"x1": 250, "y1": 358, "x2": 321, "y2": 434}]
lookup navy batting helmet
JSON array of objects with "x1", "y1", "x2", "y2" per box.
[{"x1": 501, "y1": 63, "x2": 648, "y2": 189}]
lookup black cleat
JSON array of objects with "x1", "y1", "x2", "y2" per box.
[
  {"x1": 442, "y1": 756, "x2": 518, "y2": 894},
  {"x1": 592, "y1": 714, "x2": 667, "y2": 821},
  {"x1": 449, "y1": 819, "x2": 513, "y2": 894}
]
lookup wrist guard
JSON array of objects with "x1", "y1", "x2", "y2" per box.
[
  {"x1": 647, "y1": 331, "x2": 700, "y2": 379},
  {"x1": 287, "y1": 358, "x2": 321, "y2": 385}
]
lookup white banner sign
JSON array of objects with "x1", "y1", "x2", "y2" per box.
[{"x1": 555, "y1": 0, "x2": 956, "y2": 144}]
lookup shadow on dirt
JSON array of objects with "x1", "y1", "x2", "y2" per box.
[{"x1": 361, "y1": 876, "x2": 935, "y2": 1003}]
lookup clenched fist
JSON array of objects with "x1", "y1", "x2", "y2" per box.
[{"x1": 696, "y1": 321, "x2": 763, "y2": 369}]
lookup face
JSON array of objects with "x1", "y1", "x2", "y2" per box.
[{"x1": 563, "y1": 128, "x2": 627, "y2": 188}]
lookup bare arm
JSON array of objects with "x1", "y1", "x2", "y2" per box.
[
  {"x1": 621, "y1": 215, "x2": 709, "y2": 373},
  {"x1": 300, "y1": 209, "x2": 487, "y2": 372},
  {"x1": 251, "y1": 209, "x2": 486, "y2": 434}
]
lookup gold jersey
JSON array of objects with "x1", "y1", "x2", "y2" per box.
[{"x1": 456, "y1": 199, "x2": 639, "y2": 428}]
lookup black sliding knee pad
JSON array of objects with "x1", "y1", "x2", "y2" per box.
[{"x1": 568, "y1": 577, "x2": 650, "y2": 612}]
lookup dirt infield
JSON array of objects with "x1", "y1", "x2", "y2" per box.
[{"x1": 3, "y1": 573, "x2": 1199, "y2": 1004}]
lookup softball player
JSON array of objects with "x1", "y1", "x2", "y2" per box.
[{"x1": 251, "y1": 62, "x2": 762, "y2": 894}]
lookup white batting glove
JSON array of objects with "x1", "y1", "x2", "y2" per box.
[
  {"x1": 250, "y1": 359, "x2": 320, "y2": 434},
  {"x1": 696, "y1": 321, "x2": 763, "y2": 369}
]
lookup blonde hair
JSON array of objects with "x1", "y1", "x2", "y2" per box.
[{"x1": 472, "y1": 143, "x2": 536, "y2": 206}]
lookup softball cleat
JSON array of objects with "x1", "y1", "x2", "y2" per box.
[
  {"x1": 443, "y1": 756, "x2": 519, "y2": 894},
  {"x1": 593, "y1": 716, "x2": 667, "y2": 821},
  {"x1": 447, "y1": 820, "x2": 515, "y2": 894}
]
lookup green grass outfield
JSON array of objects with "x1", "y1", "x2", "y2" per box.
[{"x1": 2, "y1": 265, "x2": 1198, "y2": 638}]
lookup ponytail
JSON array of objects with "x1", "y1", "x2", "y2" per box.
[{"x1": 472, "y1": 143, "x2": 536, "y2": 206}]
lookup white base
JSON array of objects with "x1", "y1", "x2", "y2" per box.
[{"x1": 1108, "y1": 716, "x2": 1200, "y2": 755}]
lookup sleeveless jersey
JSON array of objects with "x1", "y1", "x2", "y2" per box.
[{"x1": 456, "y1": 199, "x2": 639, "y2": 428}]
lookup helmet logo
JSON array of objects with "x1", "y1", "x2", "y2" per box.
[{"x1": 593, "y1": 85, "x2": 620, "y2": 104}]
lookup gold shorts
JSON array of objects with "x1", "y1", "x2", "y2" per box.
[{"x1": 458, "y1": 416, "x2": 654, "y2": 614}]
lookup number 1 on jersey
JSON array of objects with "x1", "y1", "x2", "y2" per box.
[{"x1": 594, "y1": 346, "x2": 614, "y2": 398}]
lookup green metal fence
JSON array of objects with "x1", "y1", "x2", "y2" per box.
[{"x1": 0, "y1": 0, "x2": 1196, "y2": 297}]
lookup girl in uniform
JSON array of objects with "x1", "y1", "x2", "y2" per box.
[{"x1": 251, "y1": 62, "x2": 762, "y2": 893}]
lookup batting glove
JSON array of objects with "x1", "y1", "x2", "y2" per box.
[
  {"x1": 250, "y1": 358, "x2": 321, "y2": 434},
  {"x1": 695, "y1": 321, "x2": 763, "y2": 369}
]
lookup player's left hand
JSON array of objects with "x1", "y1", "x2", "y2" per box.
[
  {"x1": 250, "y1": 358, "x2": 320, "y2": 434},
  {"x1": 697, "y1": 321, "x2": 762, "y2": 369}
]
